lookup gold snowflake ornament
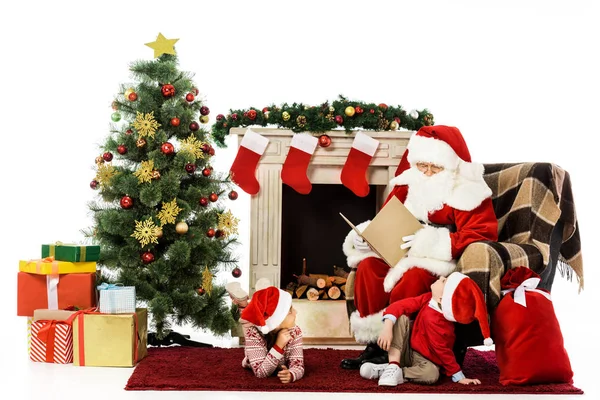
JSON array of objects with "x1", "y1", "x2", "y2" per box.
[
  {"x1": 96, "y1": 163, "x2": 119, "y2": 188},
  {"x1": 131, "y1": 218, "x2": 159, "y2": 247},
  {"x1": 133, "y1": 111, "x2": 161, "y2": 139},
  {"x1": 218, "y1": 210, "x2": 239, "y2": 237},
  {"x1": 134, "y1": 160, "x2": 155, "y2": 183},
  {"x1": 202, "y1": 266, "x2": 214, "y2": 296},
  {"x1": 180, "y1": 134, "x2": 205, "y2": 160},
  {"x1": 157, "y1": 198, "x2": 182, "y2": 226}
]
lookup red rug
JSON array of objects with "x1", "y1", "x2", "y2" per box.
[{"x1": 125, "y1": 347, "x2": 583, "y2": 394}]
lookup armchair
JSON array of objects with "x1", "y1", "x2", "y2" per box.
[{"x1": 345, "y1": 162, "x2": 584, "y2": 364}]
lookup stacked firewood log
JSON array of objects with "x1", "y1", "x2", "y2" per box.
[{"x1": 285, "y1": 260, "x2": 349, "y2": 301}]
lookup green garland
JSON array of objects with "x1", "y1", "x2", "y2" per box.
[{"x1": 211, "y1": 95, "x2": 434, "y2": 147}]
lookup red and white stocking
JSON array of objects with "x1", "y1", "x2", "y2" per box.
[
  {"x1": 281, "y1": 134, "x2": 318, "y2": 194},
  {"x1": 229, "y1": 129, "x2": 269, "y2": 195},
  {"x1": 341, "y1": 132, "x2": 379, "y2": 197}
]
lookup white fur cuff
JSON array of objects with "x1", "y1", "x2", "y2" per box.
[
  {"x1": 350, "y1": 311, "x2": 384, "y2": 343},
  {"x1": 408, "y1": 225, "x2": 453, "y2": 261}
]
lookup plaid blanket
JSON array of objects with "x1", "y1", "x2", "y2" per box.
[{"x1": 456, "y1": 163, "x2": 584, "y2": 310}]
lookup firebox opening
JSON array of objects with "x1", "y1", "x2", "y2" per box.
[{"x1": 280, "y1": 183, "x2": 378, "y2": 289}]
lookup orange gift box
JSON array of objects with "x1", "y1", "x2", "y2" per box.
[{"x1": 17, "y1": 272, "x2": 96, "y2": 317}]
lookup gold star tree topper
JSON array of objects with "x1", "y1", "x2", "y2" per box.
[
  {"x1": 157, "y1": 198, "x2": 183, "y2": 226},
  {"x1": 145, "y1": 33, "x2": 179, "y2": 58}
]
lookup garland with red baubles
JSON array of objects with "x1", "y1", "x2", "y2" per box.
[{"x1": 211, "y1": 95, "x2": 434, "y2": 147}]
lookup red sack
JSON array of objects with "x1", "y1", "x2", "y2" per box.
[{"x1": 492, "y1": 267, "x2": 573, "y2": 385}]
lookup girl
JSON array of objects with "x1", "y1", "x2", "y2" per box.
[{"x1": 227, "y1": 283, "x2": 304, "y2": 383}]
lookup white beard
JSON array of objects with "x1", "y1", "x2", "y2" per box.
[{"x1": 403, "y1": 168, "x2": 456, "y2": 222}]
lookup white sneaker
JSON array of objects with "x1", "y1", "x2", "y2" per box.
[
  {"x1": 225, "y1": 282, "x2": 249, "y2": 305},
  {"x1": 378, "y1": 364, "x2": 404, "y2": 386},
  {"x1": 360, "y1": 362, "x2": 389, "y2": 380}
]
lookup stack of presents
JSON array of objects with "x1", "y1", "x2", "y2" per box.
[{"x1": 17, "y1": 243, "x2": 147, "y2": 367}]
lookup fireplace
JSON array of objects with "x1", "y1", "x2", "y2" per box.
[{"x1": 233, "y1": 128, "x2": 412, "y2": 343}]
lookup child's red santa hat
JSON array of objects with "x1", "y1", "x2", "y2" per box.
[
  {"x1": 241, "y1": 286, "x2": 292, "y2": 334},
  {"x1": 441, "y1": 272, "x2": 494, "y2": 346}
]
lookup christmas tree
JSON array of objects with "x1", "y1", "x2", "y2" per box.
[{"x1": 85, "y1": 34, "x2": 241, "y2": 339}]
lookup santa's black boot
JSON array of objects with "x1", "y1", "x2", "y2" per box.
[{"x1": 340, "y1": 343, "x2": 385, "y2": 369}]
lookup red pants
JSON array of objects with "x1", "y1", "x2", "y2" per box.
[{"x1": 354, "y1": 257, "x2": 437, "y2": 318}]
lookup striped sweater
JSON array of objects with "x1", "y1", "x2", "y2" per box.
[{"x1": 242, "y1": 324, "x2": 304, "y2": 382}]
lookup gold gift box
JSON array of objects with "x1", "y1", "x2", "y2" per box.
[
  {"x1": 72, "y1": 308, "x2": 147, "y2": 367},
  {"x1": 19, "y1": 259, "x2": 97, "y2": 275}
]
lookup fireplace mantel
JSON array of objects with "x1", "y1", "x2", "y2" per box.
[{"x1": 232, "y1": 128, "x2": 414, "y2": 342}]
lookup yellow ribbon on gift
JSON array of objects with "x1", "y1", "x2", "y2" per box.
[{"x1": 48, "y1": 241, "x2": 87, "y2": 262}]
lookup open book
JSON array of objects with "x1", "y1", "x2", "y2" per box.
[{"x1": 340, "y1": 196, "x2": 423, "y2": 267}]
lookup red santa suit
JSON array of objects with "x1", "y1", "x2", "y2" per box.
[{"x1": 343, "y1": 126, "x2": 498, "y2": 343}]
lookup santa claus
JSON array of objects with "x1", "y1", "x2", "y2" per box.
[{"x1": 340, "y1": 125, "x2": 498, "y2": 369}]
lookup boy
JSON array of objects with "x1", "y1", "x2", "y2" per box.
[{"x1": 360, "y1": 271, "x2": 493, "y2": 386}]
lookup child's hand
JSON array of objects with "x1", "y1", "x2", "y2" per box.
[
  {"x1": 277, "y1": 365, "x2": 292, "y2": 383},
  {"x1": 377, "y1": 321, "x2": 394, "y2": 351},
  {"x1": 458, "y1": 378, "x2": 481, "y2": 385},
  {"x1": 275, "y1": 328, "x2": 293, "y2": 349}
]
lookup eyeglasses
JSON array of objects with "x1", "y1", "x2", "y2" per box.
[{"x1": 416, "y1": 162, "x2": 444, "y2": 173}]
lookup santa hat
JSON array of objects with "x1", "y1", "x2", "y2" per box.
[
  {"x1": 395, "y1": 125, "x2": 484, "y2": 181},
  {"x1": 241, "y1": 286, "x2": 292, "y2": 334},
  {"x1": 441, "y1": 272, "x2": 494, "y2": 346}
]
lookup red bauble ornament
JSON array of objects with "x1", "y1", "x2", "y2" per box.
[
  {"x1": 335, "y1": 115, "x2": 344, "y2": 125},
  {"x1": 202, "y1": 168, "x2": 211, "y2": 177},
  {"x1": 394, "y1": 117, "x2": 401, "y2": 124},
  {"x1": 197, "y1": 287, "x2": 205, "y2": 295},
  {"x1": 209, "y1": 193, "x2": 218, "y2": 202},
  {"x1": 141, "y1": 252, "x2": 154, "y2": 264},
  {"x1": 186, "y1": 93, "x2": 195, "y2": 102},
  {"x1": 192, "y1": 87, "x2": 199, "y2": 95},
  {"x1": 126, "y1": 129, "x2": 133, "y2": 135},
  {"x1": 378, "y1": 103, "x2": 388, "y2": 111},
  {"x1": 128, "y1": 92, "x2": 138, "y2": 101},
  {"x1": 207, "y1": 228, "x2": 215, "y2": 238},
  {"x1": 355, "y1": 106, "x2": 364, "y2": 115},
  {"x1": 200, "y1": 106, "x2": 210, "y2": 116},
  {"x1": 90, "y1": 180, "x2": 99, "y2": 189},
  {"x1": 120, "y1": 196, "x2": 133, "y2": 209},
  {"x1": 228, "y1": 190, "x2": 238, "y2": 200},
  {"x1": 199, "y1": 197, "x2": 209, "y2": 207},
  {"x1": 369, "y1": 109, "x2": 375, "y2": 114},
  {"x1": 215, "y1": 229, "x2": 224, "y2": 239},
  {"x1": 247, "y1": 109, "x2": 257, "y2": 120},
  {"x1": 262, "y1": 107, "x2": 269, "y2": 113},
  {"x1": 117, "y1": 145, "x2": 127, "y2": 155},
  {"x1": 170, "y1": 117, "x2": 180, "y2": 127},
  {"x1": 318, "y1": 134, "x2": 332, "y2": 148},
  {"x1": 161, "y1": 142, "x2": 175, "y2": 155},
  {"x1": 185, "y1": 163, "x2": 197, "y2": 174},
  {"x1": 189, "y1": 121, "x2": 199, "y2": 131},
  {"x1": 231, "y1": 113, "x2": 238, "y2": 120},
  {"x1": 201, "y1": 143, "x2": 210, "y2": 154},
  {"x1": 102, "y1": 152, "x2": 113, "y2": 162},
  {"x1": 232, "y1": 267, "x2": 242, "y2": 278},
  {"x1": 209, "y1": 146, "x2": 215, "y2": 156},
  {"x1": 216, "y1": 114, "x2": 224, "y2": 121},
  {"x1": 161, "y1": 84, "x2": 175, "y2": 98}
]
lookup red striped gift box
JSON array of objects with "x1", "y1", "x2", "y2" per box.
[{"x1": 30, "y1": 320, "x2": 73, "y2": 364}]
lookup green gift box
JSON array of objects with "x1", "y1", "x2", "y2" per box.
[{"x1": 41, "y1": 243, "x2": 101, "y2": 262}]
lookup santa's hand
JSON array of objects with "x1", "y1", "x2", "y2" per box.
[
  {"x1": 400, "y1": 235, "x2": 415, "y2": 250},
  {"x1": 353, "y1": 235, "x2": 371, "y2": 252}
]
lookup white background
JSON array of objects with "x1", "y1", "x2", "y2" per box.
[{"x1": 0, "y1": 1, "x2": 598, "y2": 399}]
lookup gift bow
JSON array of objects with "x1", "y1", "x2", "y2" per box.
[
  {"x1": 97, "y1": 283, "x2": 125, "y2": 290},
  {"x1": 501, "y1": 277, "x2": 551, "y2": 307},
  {"x1": 27, "y1": 256, "x2": 59, "y2": 274}
]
